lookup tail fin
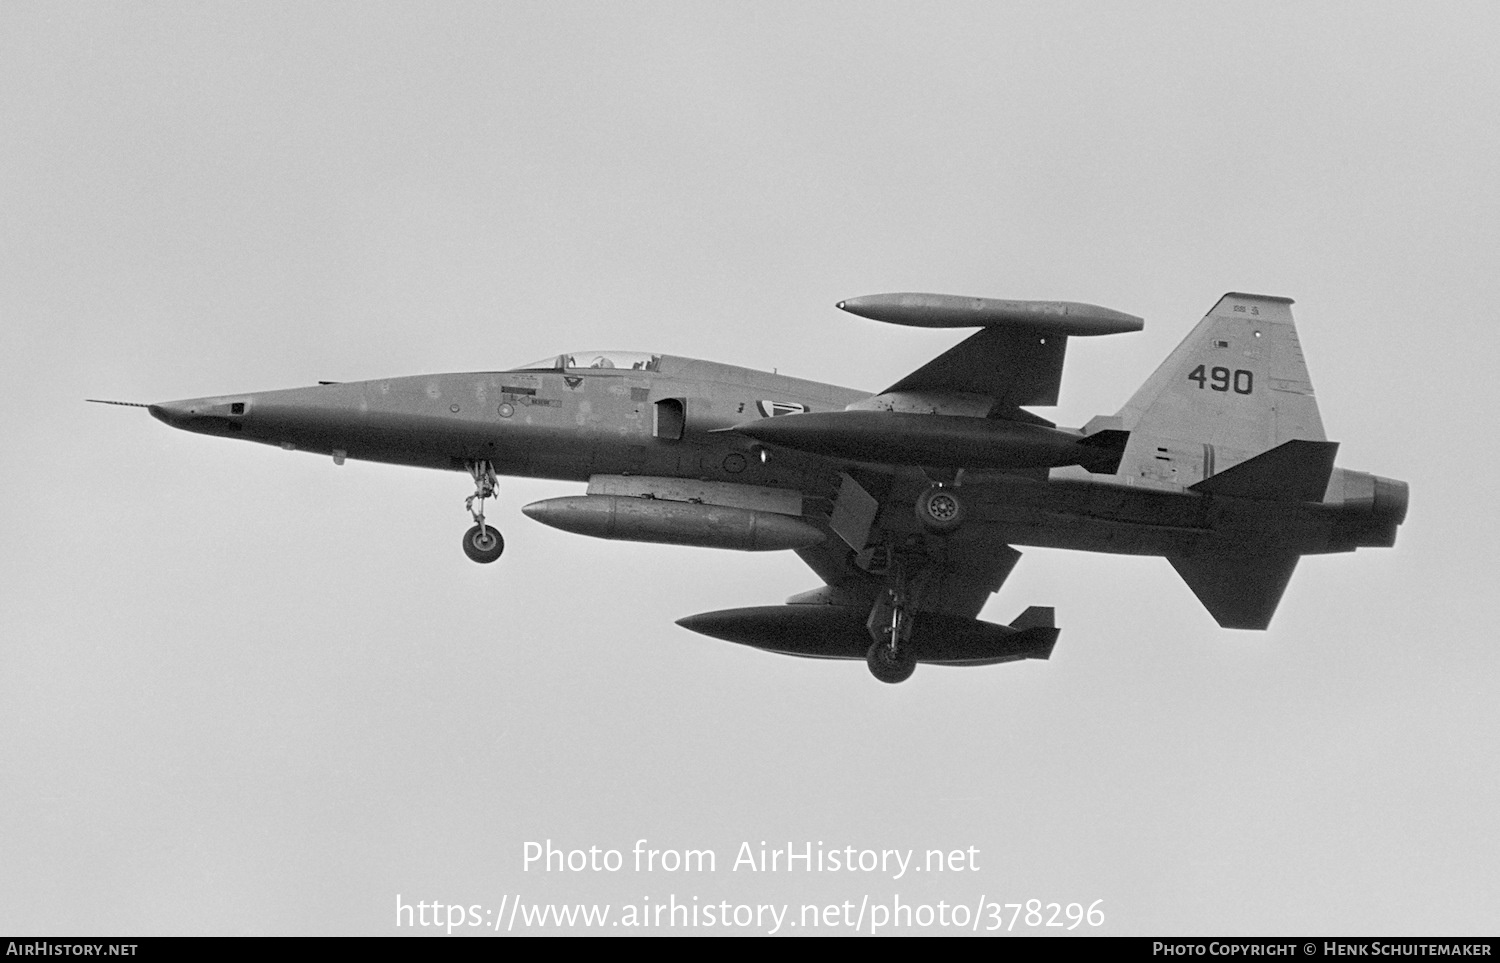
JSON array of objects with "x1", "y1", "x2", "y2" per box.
[{"x1": 1112, "y1": 293, "x2": 1326, "y2": 483}]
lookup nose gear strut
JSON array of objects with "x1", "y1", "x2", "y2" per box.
[{"x1": 462, "y1": 460, "x2": 504, "y2": 563}]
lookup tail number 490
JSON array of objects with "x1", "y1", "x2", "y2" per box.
[{"x1": 1188, "y1": 365, "x2": 1253, "y2": 394}]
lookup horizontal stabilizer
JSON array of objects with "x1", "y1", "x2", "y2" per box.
[
  {"x1": 1190, "y1": 439, "x2": 1339, "y2": 502},
  {"x1": 1168, "y1": 553, "x2": 1300, "y2": 630}
]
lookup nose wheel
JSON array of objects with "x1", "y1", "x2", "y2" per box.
[
  {"x1": 462, "y1": 460, "x2": 504, "y2": 563},
  {"x1": 463, "y1": 524, "x2": 505, "y2": 563}
]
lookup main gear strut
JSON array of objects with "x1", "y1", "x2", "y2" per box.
[{"x1": 864, "y1": 553, "x2": 918, "y2": 683}]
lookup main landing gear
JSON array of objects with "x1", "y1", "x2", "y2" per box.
[
  {"x1": 915, "y1": 484, "x2": 965, "y2": 533},
  {"x1": 462, "y1": 460, "x2": 504, "y2": 563},
  {"x1": 864, "y1": 567, "x2": 918, "y2": 684}
]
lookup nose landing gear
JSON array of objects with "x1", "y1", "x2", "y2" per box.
[
  {"x1": 463, "y1": 524, "x2": 504, "y2": 563},
  {"x1": 462, "y1": 460, "x2": 504, "y2": 563}
]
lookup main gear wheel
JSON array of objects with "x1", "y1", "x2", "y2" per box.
[
  {"x1": 866, "y1": 638, "x2": 917, "y2": 684},
  {"x1": 915, "y1": 485, "x2": 965, "y2": 533}
]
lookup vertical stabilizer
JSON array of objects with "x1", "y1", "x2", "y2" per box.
[{"x1": 1114, "y1": 294, "x2": 1326, "y2": 479}]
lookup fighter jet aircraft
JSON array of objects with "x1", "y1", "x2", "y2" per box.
[{"x1": 104, "y1": 291, "x2": 1407, "y2": 683}]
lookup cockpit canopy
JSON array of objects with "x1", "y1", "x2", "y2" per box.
[{"x1": 514, "y1": 351, "x2": 662, "y2": 373}]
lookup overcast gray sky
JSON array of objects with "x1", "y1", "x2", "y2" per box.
[{"x1": 3, "y1": 0, "x2": 1498, "y2": 936}]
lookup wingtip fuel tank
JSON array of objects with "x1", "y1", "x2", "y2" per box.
[
  {"x1": 837, "y1": 292, "x2": 1144, "y2": 336},
  {"x1": 676, "y1": 604, "x2": 1060, "y2": 666}
]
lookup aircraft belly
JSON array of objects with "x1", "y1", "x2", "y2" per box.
[
  {"x1": 961, "y1": 480, "x2": 1336, "y2": 557},
  {"x1": 981, "y1": 514, "x2": 1206, "y2": 557}
]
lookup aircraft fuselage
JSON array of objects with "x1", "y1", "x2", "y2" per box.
[
  {"x1": 133, "y1": 289, "x2": 1410, "y2": 682},
  {"x1": 150, "y1": 358, "x2": 855, "y2": 484},
  {"x1": 149, "y1": 355, "x2": 1401, "y2": 563}
]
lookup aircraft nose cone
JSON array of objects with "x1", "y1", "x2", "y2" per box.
[
  {"x1": 148, "y1": 400, "x2": 195, "y2": 428},
  {"x1": 148, "y1": 398, "x2": 245, "y2": 437}
]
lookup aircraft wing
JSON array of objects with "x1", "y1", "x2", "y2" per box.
[
  {"x1": 773, "y1": 293, "x2": 1144, "y2": 618},
  {"x1": 791, "y1": 528, "x2": 1022, "y2": 620},
  {"x1": 787, "y1": 467, "x2": 1024, "y2": 620},
  {"x1": 839, "y1": 293, "x2": 1144, "y2": 414},
  {"x1": 735, "y1": 293, "x2": 1143, "y2": 469},
  {"x1": 883, "y1": 326, "x2": 1068, "y2": 407}
]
